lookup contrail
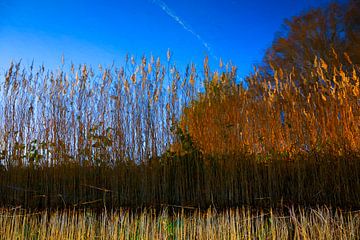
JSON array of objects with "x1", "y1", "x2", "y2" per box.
[{"x1": 152, "y1": 0, "x2": 217, "y2": 60}]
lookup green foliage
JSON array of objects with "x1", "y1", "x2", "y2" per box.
[
  {"x1": 28, "y1": 140, "x2": 44, "y2": 166},
  {"x1": 89, "y1": 124, "x2": 113, "y2": 166},
  {"x1": 171, "y1": 124, "x2": 198, "y2": 154}
]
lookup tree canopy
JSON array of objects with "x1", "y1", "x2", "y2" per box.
[{"x1": 255, "y1": 1, "x2": 360, "y2": 91}]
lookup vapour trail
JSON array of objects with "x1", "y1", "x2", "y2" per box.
[{"x1": 152, "y1": 0, "x2": 217, "y2": 60}]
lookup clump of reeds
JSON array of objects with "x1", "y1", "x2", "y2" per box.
[
  {"x1": 0, "y1": 53, "x2": 193, "y2": 167},
  {"x1": 181, "y1": 55, "x2": 360, "y2": 156}
]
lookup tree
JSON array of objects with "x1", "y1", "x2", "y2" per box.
[
  {"x1": 344, "y1": 0, "x2": 360, "y2": 63},
  {"x1": 256, "y1": 1, "x2": 360, "y2": 91}
]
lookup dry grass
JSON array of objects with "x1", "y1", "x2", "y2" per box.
[{"x1": 0, "y1": 207, "x2": 359, "y2": 240}]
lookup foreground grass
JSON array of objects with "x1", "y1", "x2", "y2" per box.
[{"x1": 0, "y1": 207, "x2": 359, "y2": 239}]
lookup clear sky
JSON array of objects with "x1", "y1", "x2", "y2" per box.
[{"x1": 0, "y1": 0, "x2": 340, "y2": 79}]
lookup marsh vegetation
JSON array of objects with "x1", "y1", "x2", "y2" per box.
[{"x1": 0, "y1": 1, "x2": 359, "y2": 238}]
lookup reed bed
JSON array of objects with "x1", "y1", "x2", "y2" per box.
[
  {"x1": 0, "y1": 53, "x2": 359, "y2": 210},
  {"x1": 0, "y1": 207, "x2": 359, "y2": 240}
]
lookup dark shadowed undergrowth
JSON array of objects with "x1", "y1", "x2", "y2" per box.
[{"x1": 1, "y1": 152, "x2": 360, "y2": 210}]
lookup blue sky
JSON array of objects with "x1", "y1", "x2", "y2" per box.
[{"x1": 0, "y1": 0, "x2": 340, "y2": 79}]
